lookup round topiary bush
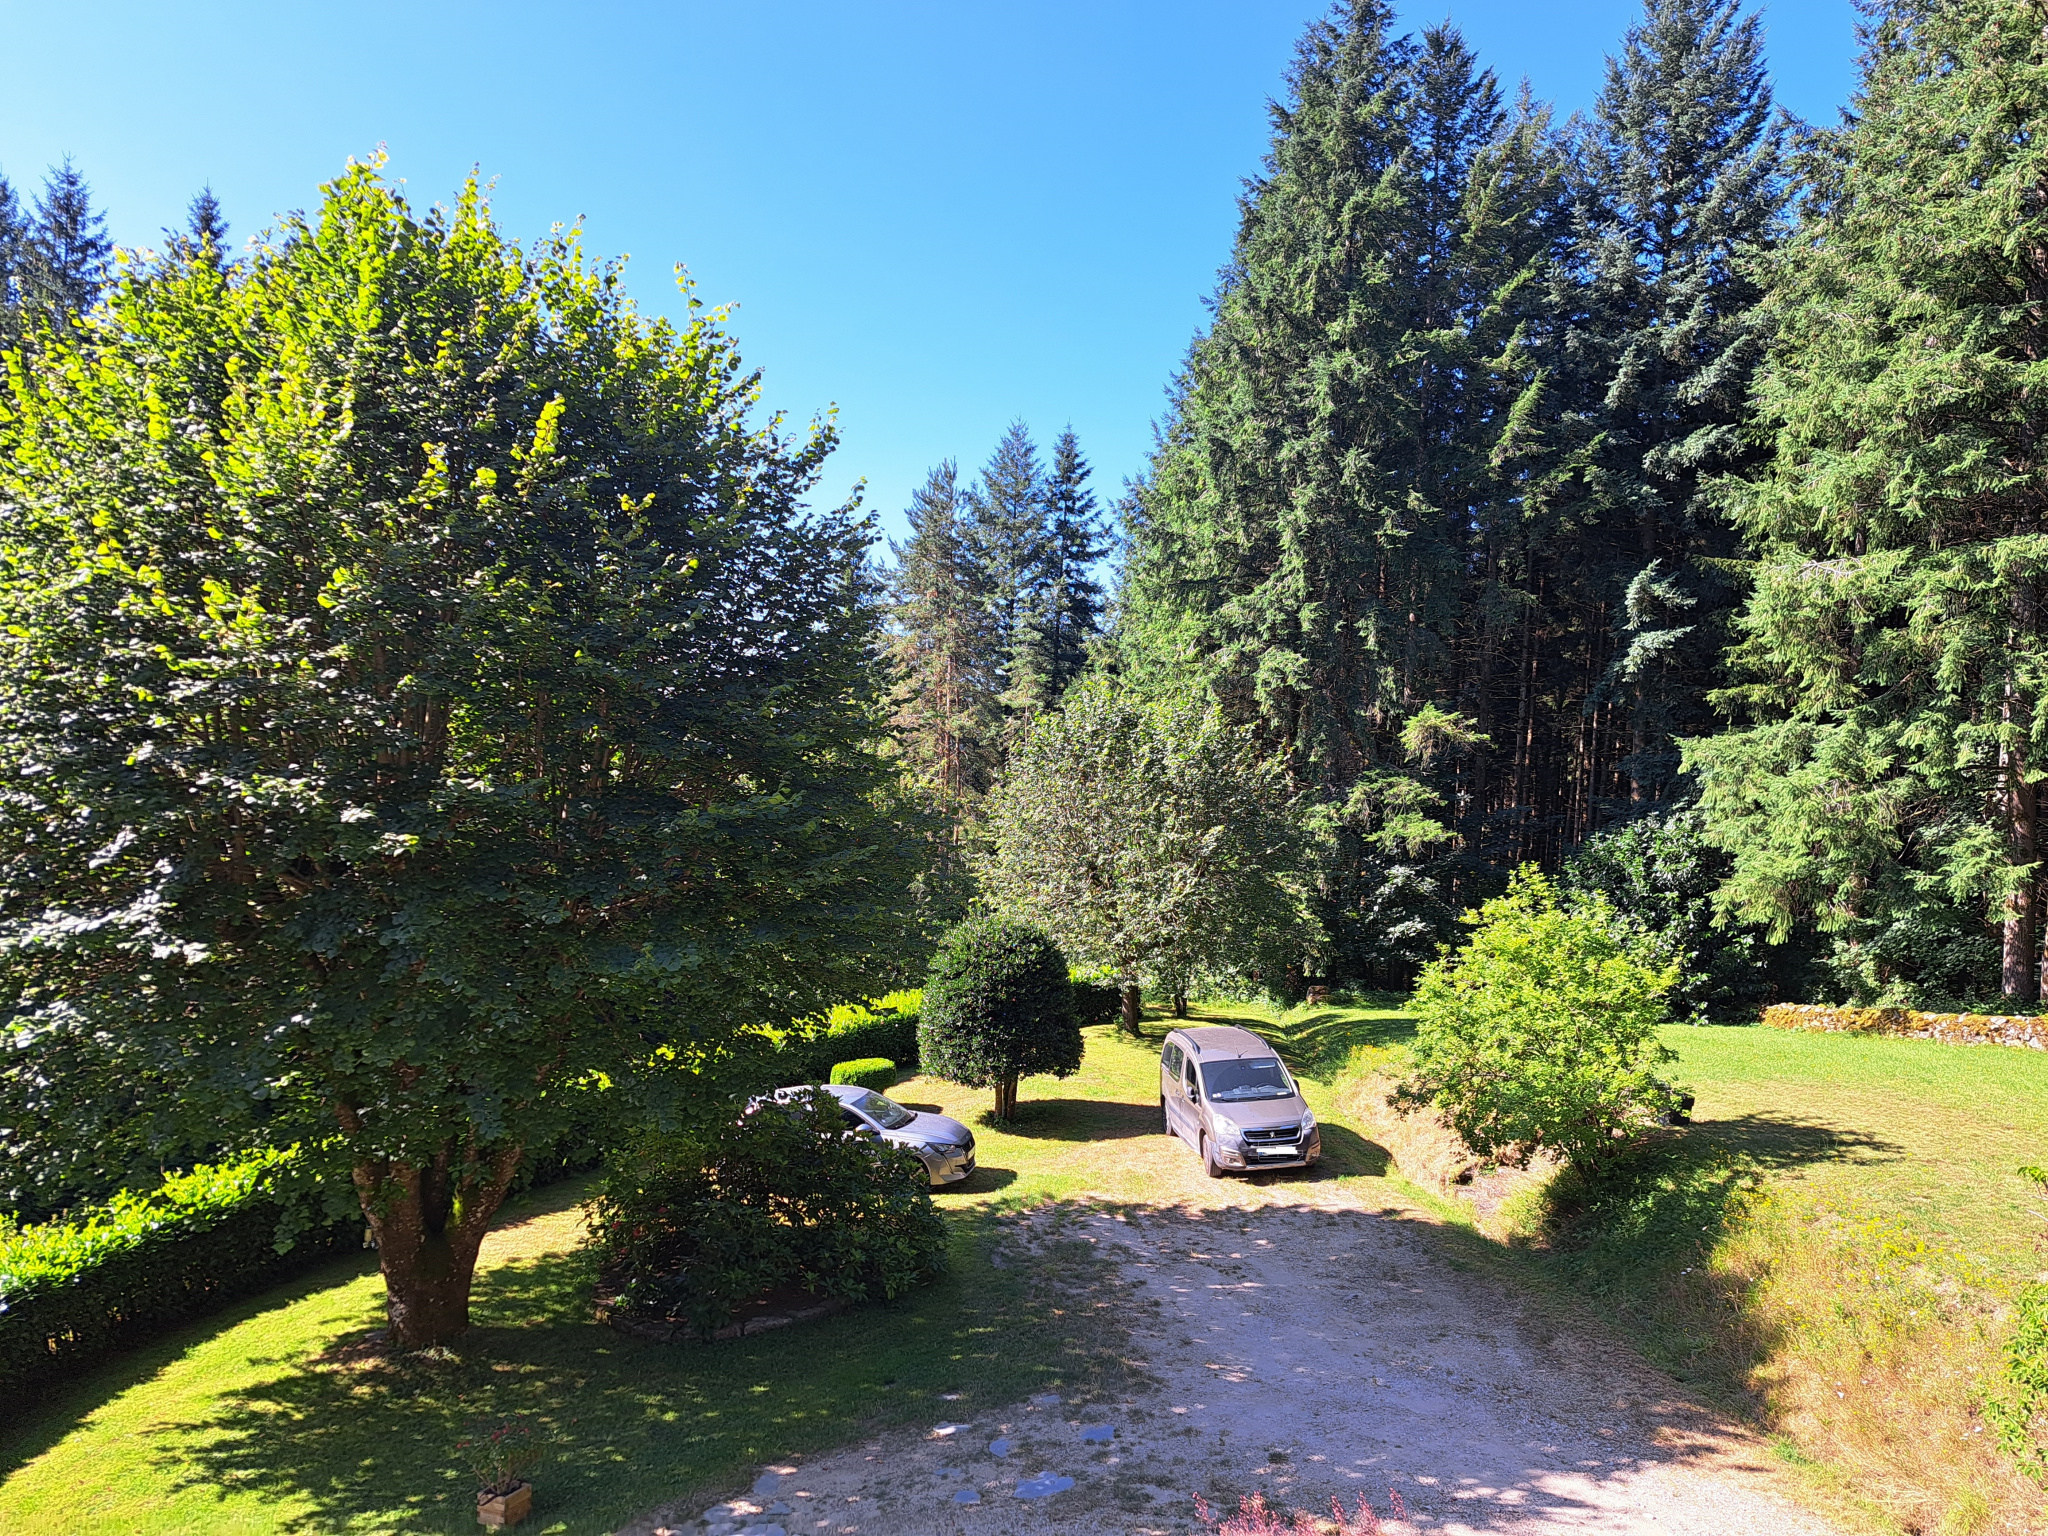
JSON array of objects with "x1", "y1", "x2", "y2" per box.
[{"x1": 918, "y1": 917, "x2": 1082, "y2": 1120}]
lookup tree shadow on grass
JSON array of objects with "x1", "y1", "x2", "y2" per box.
[
  {"x1": 152, "y1": 1214, "x2": 1135, "y2": 1536},
  {"x1": 0, "y1": 1249, "x2": 384, "y2": 1483},
  {"x1": 985, "y1": 1096, "x2": 1160, "y2": 1141}
]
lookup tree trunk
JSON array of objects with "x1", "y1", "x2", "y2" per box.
[
  {"x1": 1172, "y1": 992, "x2": 1188, "y2": 1019},
  {"x1": 353, "y1": 1142, "x2": 523, "y2": 1350},
  {"x1": 1119, "y1": 982, "x2": 1142, "y2": 1036},
  {"x1": 994, "y1": 1074, "x2": 1018, "y2": 1121},
  {"x1": 2003, "y1": 745, "x2": 2040, "y2": 1001}
]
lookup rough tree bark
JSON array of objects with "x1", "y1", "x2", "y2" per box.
[
  {"x1": 1120, "y1": 982, "x2": 1142, "y2": 1035},
  {"x1": 352, "y1": 1141, "x2": 524, "y2": 1349}
]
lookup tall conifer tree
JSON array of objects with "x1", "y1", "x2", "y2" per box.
[
  {"x1": 1561, "y1": 0, "x2": 1793, "y2": 802},
  {"x1": 962, "y1": 421, "x2": 1050, "y2": 719},
  {"x1": 1689, "y1": 0, "x2": 2048, "y2": 1001},
  {"x1": 886, "y1": 462, "x2": 1002, "y2": 800},
  {"x1": 24, "y1": 158, "x2": 111, "y2": 321},
  {"x1": 1020, "y1": 427, "x2": 1109, "y2": 711}
]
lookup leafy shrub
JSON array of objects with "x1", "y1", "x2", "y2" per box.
[
  {"x1": 1399, "y1": 866, "x2": 1681, "y2": 1173},
  {"x1": 589, "y1": 1088, "x2": 946, "y2": 1339},
  {"x1": 1562, "y1": 811, "x2": 1782, "y2": 1021},
  {"x1": 777, "y1": 998, "x2": 921, "y2": 1084},
  {"x1": 829, "y1": 1057, "x2": 897, "y2": 1091},
  {"x1": 1986, "y1": 1284, "x2": 2048, "y2": 1482},
  {"x1": 918, "y1": 917, "x2": 1081, "y2": 1120},
  {"x1": 0, "y1": 1151, "x2": 361, "y2": 1395},
  {"x1": 1071, "y1": 978, "x2": 1122, "y2": 1029}
]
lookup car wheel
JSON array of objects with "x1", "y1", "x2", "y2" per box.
[{"x1": 1201, "y1": 1135, "x2": 1226, "y2": 1179}]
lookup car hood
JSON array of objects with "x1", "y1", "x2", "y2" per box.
[
  {"x1": 882, "y1": 1111, "x2": 973, "y2": 1147},
  {"x1": 1206, "y1": 1094, "x2": 1307, "y2": 1129}
]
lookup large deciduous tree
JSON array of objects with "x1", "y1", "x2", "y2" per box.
[
  {"x1": 0, "y1": 159, "x2": 925, "y2": 1345},
  {"x1": 1688, "y1": 0, "x2": 2048, "y2": 1001},
  {"x1": 977, "y1": 677, "x2": 1310, "y2": 1023}
]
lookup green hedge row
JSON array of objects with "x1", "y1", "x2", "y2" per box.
[
  {"x1": 778, "y1": 1008, "x2": 921, "y2": 1084},
  {"x1": 829, "y1": 1057, "x2": 898, "y2": 1091},
  {"x1": 0, "y1": 1152, "x2": 362, "y2": 1400}
]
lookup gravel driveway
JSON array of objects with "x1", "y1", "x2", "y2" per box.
[{"x1": 643, "y1": 1171, "x2": 1842, "y2": 1536}]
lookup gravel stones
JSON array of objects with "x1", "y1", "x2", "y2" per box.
[{"x1": 1079, "y1": 1423, "x2": 1114, "y2": 1443}]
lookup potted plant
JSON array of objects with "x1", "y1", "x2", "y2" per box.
[{"x1": 458, "y1": 1419, "x2": 545, "y2": 1529}]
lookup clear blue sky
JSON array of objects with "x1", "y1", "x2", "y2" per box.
[{"x1": 0, "y1": 1, "x2": 1857, "y2": 546}]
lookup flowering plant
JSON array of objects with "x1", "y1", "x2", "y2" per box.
[{"x1": 457, "y1": 1419, "x2": 546, "y2": 1497}]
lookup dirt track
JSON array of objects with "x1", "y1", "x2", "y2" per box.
[{"x1": 645, "y1": 1164, "x2": 1842, "y2": 1536}]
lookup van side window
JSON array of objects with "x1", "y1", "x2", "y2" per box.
[
  {"x1": 1162, "y1": 1043, "x2": 1183, "y2": 1076},
  {"x1": 1182, "y1": 1058, "x2": 1198, "y2": 1097}
]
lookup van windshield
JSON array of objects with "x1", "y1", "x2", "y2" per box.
[
  {"x1": 850, "y1": 1090, "x2": 917, "y2": 1130},
  {"x1": 1200, "y1": 1057, "x2": 1295, "y2": 1102}
]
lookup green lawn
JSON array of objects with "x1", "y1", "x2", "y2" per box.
[{"x1": 0, "y1": 1013, "x2": 1413, "y2": 1536}]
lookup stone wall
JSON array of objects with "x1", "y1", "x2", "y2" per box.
[{"x1": 1760, "y1": 1002, "x2": 2048, "y2": 1050}]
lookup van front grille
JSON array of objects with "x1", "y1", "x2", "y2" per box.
[{"x1": 1242, "y1": 1124, "x2": 1301, "y2": 1145}]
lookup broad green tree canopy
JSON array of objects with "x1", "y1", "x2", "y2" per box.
[{"x1": 0, "y1": 158, "x2": 923, "y2": 1344}]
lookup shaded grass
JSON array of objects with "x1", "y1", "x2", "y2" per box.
[{"x1": 0, "y1": 1013, "x2": 1427, "y2": 1536}]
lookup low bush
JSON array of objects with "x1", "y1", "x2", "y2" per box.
[
  {"x1": 1399, "y1": 866, "x2": 1681, "y2": 1173},
  {"x1": 829, "y1": 1057, "x2": 897, "y2": 1091},
  {"x1": 589, "y1": 1089, "x2": 947, "y2": 1339},
  {"x1": 0, "y1": 1151, "x2": 361, "y2": 1397}
]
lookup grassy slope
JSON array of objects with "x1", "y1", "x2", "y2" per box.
[{"x1": 0, "y1": 1017, "x2": 1418, "y2": 1536}]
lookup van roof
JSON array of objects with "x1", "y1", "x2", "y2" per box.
[{"x1": 1172, "y1": 1025, "x2": 1274, "y2": 1059}]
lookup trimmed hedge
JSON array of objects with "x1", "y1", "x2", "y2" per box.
[
  {"x1": 0, "y1": 1152, "x2": 362, "y2": 1399},
  {"x1": 1762, "y1": 1002, "x2": 2048, "y2": 1050},
  {"x1": 779, "y1": 1006, "x2": 921, "y2": 1084},
  {"x1": 1071, "y1": 978, "x2": 1122, "y2": 1028},
  {"x1": 829, "y1": 1057, "x2": 898, "y2": 1091}
]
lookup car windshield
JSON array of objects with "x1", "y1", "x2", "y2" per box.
[
  {"x1": 1201, "y1": 1057, "x2": 1294, "y2": 1102},
  {"x1": 850, "y1": 1090, "x2": 917, "y2": 1130}
]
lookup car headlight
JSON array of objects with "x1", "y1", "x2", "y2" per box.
[
  {"x1": 1300, "y1": 1108, "x2": 1316, "y2": 1134},
  {"x1": 917, "y1": 1141, "x2": 960, "y2": 1157},
  {"x1": 1210, "y1": 1114, "x2": 1241, "y2": 1140}
]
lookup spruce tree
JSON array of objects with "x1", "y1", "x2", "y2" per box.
[
  {"x1": 1025, "y1": 427, "x2": 1109, "y2": 711},
  {"x1": 961, "y1": 421, "x2": 1050, "y2": 721},
  {"x1": 24, "y1": 158, "x2": 112, "y2": 321},
  {"x1": 1688, "y1": 0, "x2": 2048, "y2": 1002},
  {"x1": 1562, "y1": 0, "x2": 1793, "y2": 803},
  {"x1": 176, "y1": 185, "x2": 230, "y2": 268},
  {"x1": 0, "y1": 171, "x2": 26, "y2": 349},
  {"x1": 886, "y1": 461, "x2": 1002, "y2": 799}
]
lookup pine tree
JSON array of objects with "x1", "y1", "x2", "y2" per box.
[
  {"x1": 1022, "y1": 427, "x2": 1109, "y2": 711},
  {"x1": 0, "y1": 171, "x2": 27, "y2": 350},
  {"x1": 885, "y1": 462, "x2": 1003, "y2": 799},
  {"x1": 1687, "y1": 0, "x2": 2048, "y2": 1002},
  {"x1": 24, "y1": 158, "x2": 112, "y2": 321},
  {"x1": 1562, "y1": 0, "x2": 1794, "y2": 803},
  {"x1": 176, "y1": 185, "x2": 230, "y2": 268},
  {"x1": 961, "y1": 421, "x2": 1050, "y2": 721}
]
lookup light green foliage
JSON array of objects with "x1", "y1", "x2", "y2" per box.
[
  {"x1": 977, "y1": 676, "x2": 1311, "y2": 1006},
  {"x1": 1402, "y1": 868, "x2": 1680, "y2": 1171},
  {"x1": 829, "y1": 1057, "x2": 897, "y2": 1091},
  {"x1": 0, "y1": 156, "x2": 925, "y2": 1344},
  {"x1": 1691, "y1": 0, "x2": 2048, "y2": 1001}
]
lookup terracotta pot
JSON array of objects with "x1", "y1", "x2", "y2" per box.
[{"x1": 477, "y1": 1481, "x2": 533, "y2": 1528}]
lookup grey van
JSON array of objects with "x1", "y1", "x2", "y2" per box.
[{"x1": 1159, "y1": 1025, "x2": 1321, "y2": 1177}]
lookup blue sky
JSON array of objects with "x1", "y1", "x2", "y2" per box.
[{"x1": 0, "y1": 1, "x2": 1858, "y2": 547}]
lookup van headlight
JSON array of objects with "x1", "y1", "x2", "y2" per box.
[
  {"x1": 1209, "y1": 1114, "x2": 1241, "y2": 1141},
  {"x1": 1299, "y1": 1108, "x2": 1316, "y2": 1135}
]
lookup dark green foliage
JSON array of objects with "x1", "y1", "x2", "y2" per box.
[
  {"x1": 1562, "y1": 812, "x2": 1781, "y2": 1021},
  {"x1": 829, "y1": 1057, "x2": 898, "y2": 1091},
  {"x1": 778, "y1": 1009, "x2": 921, "y2": 1085},
  {"x1": 22, "y1": 157, "x2": 110, "y2": 321},
  {"x1": 1986, "y1": 1282, "x2": 2048, "y2": 1483},
  {"x1": 1070, "y1": 979, "x2": 1122, "y2": 1029},
  {"x1": 1018, "y1": 428, "x2": 1109, "y2": 713},
  {"x1": 589, "y1": 1090, "x2": 947, "y2": 1340},
  {"x1": 918, "y1": 918, "x2": 1081, "y2": 1118},
  {"x1": 0, "y1": 1155, "x2": 360, "y2": 1398},
  {"x1": 1687, "y1": 0, "x2": 2048, "y2": 1002}
]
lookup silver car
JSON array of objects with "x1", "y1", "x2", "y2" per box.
[
  {"x1": 768, "y1": 1083, "x2": 977, "y2": 1188},
  {"x1": 1159, "y1": 1025, "x2": 1321, "y2": 1177}
]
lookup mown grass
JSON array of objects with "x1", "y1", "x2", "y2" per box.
[
  {"x1": 0, "y1": 1014, "x2": 1416, "y2": 1536},
  {"x1": 1318, "y1": 1016, "x2": 2048, "y2": 1536}
]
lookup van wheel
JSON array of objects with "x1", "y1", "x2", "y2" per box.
[{"x1": 1201, "y1": 1135, "x2": 1226, "y2": 1179}]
